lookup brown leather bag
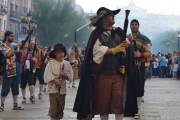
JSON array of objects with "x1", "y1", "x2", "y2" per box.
[{"x1": 90, "y1": 57, "x2": 106, "y2": 78}]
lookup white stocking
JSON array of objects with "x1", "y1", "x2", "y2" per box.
[
  {"x1": 115, "y1": 114, "x2": 124, "y2": 120},
  {"x1": 100, "y1": 114, "x2": 109, "y2": 120},
  {"x1": 137, "y1": 97, "x2": 142, "y2": 110}
]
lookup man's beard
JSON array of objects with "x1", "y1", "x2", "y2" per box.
[
  {"x1": 132, "y1": 30, "x2": 138, "y2": 33},
  {"x1": 8, "y1": 38, "x2": 13, "y2": 43},
  {"x1": 109, "y1": 21, "x2": 115, "y2": 26}
]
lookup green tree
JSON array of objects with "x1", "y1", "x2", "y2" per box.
[
  {"x1": 32, "y1": 0, "x2": 92, "y2": 49},
  {"x1": 152, "y1": 28, "x2": 180, "y2": 54}
]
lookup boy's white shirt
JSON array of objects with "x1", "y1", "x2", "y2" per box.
[{"x1": 44, "y1": 59, "x2": 73, "y2": 94}]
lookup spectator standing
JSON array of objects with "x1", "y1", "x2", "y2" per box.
[
  {"x1": 159, "y1": 54, "x2": 166, "y2": 78},
  {"x1": 173, "y1": 61, "x2": 178, "y2": 80},
  {"x1": 153, "y1": 58, "x2": 158, "y2": 77},
  {"x1": 165, "y1": 55, "x2": 168, "y2": 77}
]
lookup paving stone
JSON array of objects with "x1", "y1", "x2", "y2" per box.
[{"x1": 0, "y1": 78, "x2": 180, "y2": 120}]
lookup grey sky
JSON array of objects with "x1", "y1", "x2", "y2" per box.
[{"x1": 76, "y1": 0, "x2": 180, "y2": 15}]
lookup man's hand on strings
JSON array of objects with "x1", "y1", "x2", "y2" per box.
[
  {"x1": 45, "y1": 51, "x2": 50, "y2": 55},
  {"x1": 53, "y1": 78, "x2": 62, "y2": 85},
  {"x1": 16, "y1": 43, "x2": 22, "y2": 48},
  {"x1": 134, "y1": 51, "x2": 141, "y2": 57},
  {"x1": 74, "y1": 42, "x2": 77, "y2": 47},
  {"x1": 122, "y1": 38, "x2": 130, "y2": 48},
  {"x1": 60, "y1": 70, "x2": 66, "y2": 77},
  {"x1": 31, "y1": 57, "x2": 36, "y2": 61}
]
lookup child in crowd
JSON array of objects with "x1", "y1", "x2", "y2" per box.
[
  {"x1": 173, "y1": 61, "x2": 178, "y2": 80},
  {"x1": 153, "y1": 59, "x2": 158, "y2": 78},
  {"x1": 44, "y1": 44, "x2": 73, "y2": 120}
]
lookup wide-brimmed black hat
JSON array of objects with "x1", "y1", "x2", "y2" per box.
[
  {"x1": 49, "y1": 44, "x2": 66, "y2": 59},
  {"x1": 93, "y1": 7, "x2": 121, "y2": 26}
]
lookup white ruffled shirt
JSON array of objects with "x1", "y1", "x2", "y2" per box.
[
  {"x1": 44, "y1": 59, "x2": 73, "y2": 94},
  {"x1": 93, "y1": 28, "x2": 117, "y2": 64}
]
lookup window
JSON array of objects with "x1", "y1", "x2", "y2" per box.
[
  {"x1": 4, "y1": 20, "x2": 5, "y2": 30},
  {"x1": 10, "y1": 4, "x2": 13, "y2": 12},
  {"x1": 15, "y1": 6, "x2": 18, "y2": 17},
  {"x1": 10, "y1": 24, "x2": 12, "y2": 31},
  {"x1": 15, "y1": 25, "x2": 17, "y2": 39},
  {"x1": 0, "y1": 19, "x2": 1, "y2": 31},
  {"x1": 20, "y1": 0, "x2": 22, "y2": 11},
  {"x1": 15, "y1": 25, "x2": 16, "y2": 33},
  {"x1": 24, "y1": 0, "x2": 26, "y2": 7}
]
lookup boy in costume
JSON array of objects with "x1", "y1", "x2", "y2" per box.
[{"x1": 44, "y1": 44, "x2": 73, "y2": 120}]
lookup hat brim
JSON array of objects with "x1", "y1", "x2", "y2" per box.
[
  {"x1": 112, "y1": 9, "x2": 121, "y2": 15},
  {"x1": 93, "y1": 9, "x2": 121, "y2": 27},
  {"x1": 49, "y1": 50, "x2": 56, "y2": 59},
  {"x1": 49, "y1": 48, "x2": 67, "y2": 59}
]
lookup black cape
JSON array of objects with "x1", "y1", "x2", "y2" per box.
[{"x1": 73, "y1": 27, "x2": 138, "y2": 119}]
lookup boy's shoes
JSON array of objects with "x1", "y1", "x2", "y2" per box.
[
  {"x1": 72, "y1": 85, "x2": 76, "y2": 88},
  {"x1": 29, "y1": 96, "x2": 35, "y2": 103},
  {"x1": 0, "y1": 104, "x2": 4, "y2": 112},
  {"x1": 43, "y1": 88, "x2": 46, "y2": 92},
  {"x1": 134, "y1": 114, "x2": 140, "y2": 119},
  {"x1": 72, "y1": 82, "x2": 76, "y2": 88},
  {"x1": 22, "y1": 97, "x2": 26, "y2": 104},
  {"x1": 13, "y1": 103, "x2": 24, "y2": 110},
  {"x1": 141, "y1": 99, "x2": 144, "y2": 102},
  {"x1": 38, "y1": 93, "x2": 43, "y2": 99}
]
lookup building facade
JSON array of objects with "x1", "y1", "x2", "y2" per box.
[
  {"x1": 0, "y1": 0, "x2": 8, "y2": 40},
  {"x1": 85, "y1": 0, "x2": 180, "y2": 42},
  {"x1": 0, "y1": 0, "x2": 34, "y2": 42}
]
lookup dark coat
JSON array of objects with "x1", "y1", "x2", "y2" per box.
[{"x1": 73, "y1": 27, "x2": 138, "y2": 119}]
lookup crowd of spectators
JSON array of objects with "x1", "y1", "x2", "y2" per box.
[{"x1": 147, "y1": 51, "x2": 180, "y2": 80}]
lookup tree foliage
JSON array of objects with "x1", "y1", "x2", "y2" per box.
[
  {"x1": 152, "y1": 28, "x2": 180, "y2": 54},
  {"x1": 32, "y1": 0, "x2": 92, "y2": 49}
]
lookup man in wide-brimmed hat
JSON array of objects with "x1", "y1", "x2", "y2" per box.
[{"x1": 73, "y1": 7, "x2": 138, "y2": 120}]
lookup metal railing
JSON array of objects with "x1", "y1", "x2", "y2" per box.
[
  {"x1": 19, "y1": 6, "x2": 28, "y2": 14},
  {"x1": 9, "y1": 11, "x2": 21, "y2": 20},
  {"x1": 0, "y1": 4, "x2": 7, "y2": 14}
]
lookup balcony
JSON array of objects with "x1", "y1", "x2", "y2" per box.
[
  {"x1": 0, "y1": 4, "x2": 7, "y2": 15},
  {"x1": 19, "y1": 6, "x2": 28, "y2": 16},
  {"x1": 9, "y1": 11, "x2": 21, "y2": 22}
]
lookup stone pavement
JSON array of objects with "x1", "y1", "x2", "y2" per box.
[{"x1": 0, "y1": 78, "x2": 180, "y2": 120}]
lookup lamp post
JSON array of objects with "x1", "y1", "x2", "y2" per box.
[
  {"x1": 83, "y1": 41, "x2": 85, "y2": 50},
  {"x1": 21, "y1": 11, "x2": 38, "y2": 35},
  {"x1": 64, "y1": 34, "x2": 68, "y2": 48},
  {"x1": 167, "y1": 42, "x2": 169, "y2": 53},
  {"x1": 177, "y1": 32, "x2": 180, "y2": 51}
]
